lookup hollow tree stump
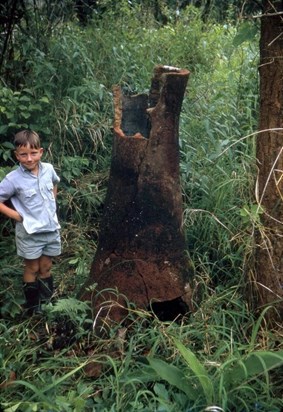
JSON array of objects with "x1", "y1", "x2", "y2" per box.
[{"x1": 80, "y1": 65, "x2": 192, "y2": 320}]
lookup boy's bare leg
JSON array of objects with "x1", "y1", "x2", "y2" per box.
[
  {"x1": 38, "y1": 255, "x2": 52, "y2": 279},
  {"x1": 23, "y1": 258, "x2": 40, "y2": 282},
  {"x1": 23, "y1": 258, "x2": 41, "y2": 314},
  {"x1": 38, "y1": 255, "x2": 54, "y2": 302}
]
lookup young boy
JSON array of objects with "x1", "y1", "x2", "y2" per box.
[{"x1": 0, "y1": 129, "x2": 61, "y2": 315}]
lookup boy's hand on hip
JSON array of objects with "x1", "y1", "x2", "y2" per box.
[
  {"x1": 0, "y1": 203, "x2": 23, "y2": 222},
  {"x1": 15, "y1": 213, "x2": 23, "y2": 222}
]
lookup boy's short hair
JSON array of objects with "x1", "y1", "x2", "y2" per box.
[{"x1": 14, "y1": 130, "x2": 41, "y2": 149}]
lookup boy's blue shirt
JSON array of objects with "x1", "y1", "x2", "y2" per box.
[{"x1": 0, "y1": 162, "x2": 60, "y2": 234}]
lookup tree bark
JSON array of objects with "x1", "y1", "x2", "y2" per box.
[
  {"x1": 255, "y1": 0, "x2": 283, "y2": 319},
  {"x1": 80, "y1": 65, "x2": 192, "y2": 320}
]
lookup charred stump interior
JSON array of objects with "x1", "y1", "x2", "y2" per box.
[{"x1": 79, "y1": 65, "x2": 192, "y2": 321}]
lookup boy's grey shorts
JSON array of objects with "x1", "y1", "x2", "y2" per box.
[{"x1": 16, "y1": 224, "x2": 61, "y2": 260}]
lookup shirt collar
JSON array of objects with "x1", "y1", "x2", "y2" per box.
[{"x1": 19, "y1": 162, "x2": 42, "y2": 173}]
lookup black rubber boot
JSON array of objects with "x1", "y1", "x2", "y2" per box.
[
  {"x1": 23, "y1": 282, "x2": 42, "y2": 315},
  {"x1": 38, "y1": 276, "x2": 54, "y2": 303}
]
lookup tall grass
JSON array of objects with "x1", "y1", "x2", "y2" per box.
[{"x1": 0, "y1": 290, "x2": 282, "y2": 411}]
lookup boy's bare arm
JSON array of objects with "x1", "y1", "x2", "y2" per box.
[
  {"x1": 0, "y1": 202, "x2": 23, "y2": 222},
  {"x1": 53, "y1": 185, "x2": 58, "y2": 199}
]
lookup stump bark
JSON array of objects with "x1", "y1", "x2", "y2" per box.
[{"x1": 80, "y1": 65, "x2": 192, "y2": 320}]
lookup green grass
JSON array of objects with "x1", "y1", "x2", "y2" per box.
[{"x1": 0, "y1": 257, "x2": 282, "y2": 411}]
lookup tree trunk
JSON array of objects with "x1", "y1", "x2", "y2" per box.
[
  {"x1": 255, "y1": 0, "x2": 283, "y2": 319},
  {"x1": 80, "y1": 65, "x2": 192, "y2": 321}
]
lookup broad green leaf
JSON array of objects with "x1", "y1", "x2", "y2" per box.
[
  {"x1": 21, "y1": 112, "x2": 31, "y2": 119},
  {"x1": 18, "y1": 95, "x2": 31, "y2": 102},
  {"x1": 147, "y1": 357, "x2": 198, "y2": 400},
  {"x1": 69, "y1": 257, "x2": 79, "y2": 264},
  {"x1": 0, "y1": 125, "x2": 8, "y2": 134},
  {"x1": 0, "y1": 169, "x2": 6, "y2": 180},
  {"x1": 1, "y1": 402, "x2": 22, "y2": 412},
  {"x1": 153, "y1": 383, "x2": 170, "y2": 401},
  {"x1": 39, "y1": 96, "x2": 49, "y2": 103},
  {"x1": 119, "y1": 361, "x2": 159, "y2": 384},
  {"x1": 22, "y1": 88, "x2": 33, "y2": 94},
  {"x1": 28, "y1": 104, "x2": 41, "y2": 111},
  {"x1": 172, "y1": 338, "x2": 214, "y2": 404},
  {"x1": 233, "y1": 22, "x2": 258, "y2": 47},
  {"x1": 223, "y1": 350, "x2": 283, "y2": 387},
  {"x1": 2, "y1": 141, "x2": 14, "y2": 149}
]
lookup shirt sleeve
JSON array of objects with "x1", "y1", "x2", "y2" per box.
[{"x1": 0, "y1": 177, "x2": 15, "y2": 203}]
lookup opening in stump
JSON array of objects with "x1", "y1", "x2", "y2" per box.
[{"x1": 80, "y1": 65, "x2": 192, "y2": 321}]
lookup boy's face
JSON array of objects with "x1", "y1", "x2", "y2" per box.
[{"x1": 15, "y1": 144, "x2": 43, "y2": 173}]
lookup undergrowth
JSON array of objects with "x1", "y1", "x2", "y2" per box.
[{"x1": 0, "y1": 264, "x2": 282, "y2": 411}]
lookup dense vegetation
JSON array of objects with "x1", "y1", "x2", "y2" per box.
[{"x1": 0, "y1": 2, "x2": 282, "y2": 411}]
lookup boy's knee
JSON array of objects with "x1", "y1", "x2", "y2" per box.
[
  {"x1": 24, "y1": 259, "x2": 40, "y2": 275},
  {"x1": 39, "y1": 256, "x2": 52, "y2": 276}
]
